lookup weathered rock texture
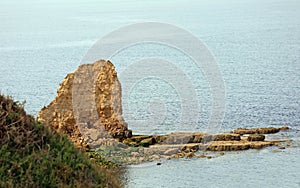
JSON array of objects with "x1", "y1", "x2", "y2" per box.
[
  {"x1": 38, "y1": 60, "x2": 132, "y2": 147},
  {"x1": 99, "y1": 126, "x2": 290, "y2": 164},
  {"x1": 232, "y1": 127, "x2": 289, "y2": 135}
]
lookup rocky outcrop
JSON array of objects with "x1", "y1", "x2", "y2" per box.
[
  {"x1": 122, "y1": 132, "x2": 242, "y2": 147},
  {"x1": 231, "y1": 127, "x2": 289, "y2": 135},
  {"x1": 36, "y1": 59, "x2": 292, "y2": 163},
  {"x1": 108, "y1": 126, "x2": 290, "y2": 164},
  {"x1": 95, "y1": 126, "x2": 290, "y2": 164},
  {"x1": 38, "y1": 60, "x2": 132, "y2": 148},
  {"x1": 247, "y1": 134, "x2": 265, "y2": 141}
]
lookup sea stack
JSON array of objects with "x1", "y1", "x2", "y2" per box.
[{"x1": 38, "y1": 60, "x2": 132, "y2": 148}]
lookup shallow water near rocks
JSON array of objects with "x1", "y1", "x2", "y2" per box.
[
  {"x1": 0, "y1": 0, "x2": 300, "y2": 187},
  {"x1": 125, "y1": 130, "x2": 300, "y2": 187},
  {"x1": 126, "y1": 146, "x2": 300, "y2": 188}
]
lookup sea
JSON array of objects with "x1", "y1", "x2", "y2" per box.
[{"x1": 0, "y1": 0, "x2": 299, "y2": 187}]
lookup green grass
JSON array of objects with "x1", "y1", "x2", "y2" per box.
[{"x1": 0, "y1": 95, "x2": 123, "y2": 187}]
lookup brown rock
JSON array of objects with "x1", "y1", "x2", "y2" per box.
[
  {"x1": 37, "y1": 60, "x2": 132, "y2": 147},
  {"x1": 164, "y1": 148, "x2": 180, "y2": 156},
  {"x1": 154, "y1": 132, "x2": 206, "y2": 144},
  {"x1": 201, "y1": 135, "x2": 214, "y2": 143},
  {"x1": 206, "y1": 140, "x2": 276, "y2": 151},
  {"x1": 247, "y1": 134, "x2": 265, "y2": 141},
  {"x1": 219, "y1": 152, "x2": 225, "y2": 155},
  {"x1": 232, "y1": 127, "x2": 281, "y2": 135},
  {"x1": 160, "y1": 133, "x2": 194, "y2": 144},
  {"x1": 213, "y1": 133, "x2": 241, "y2": 141},
  {"x1": 280, "y1": 126, "x2": 289, "y2": 131},
  {"x1": 207, "y1": 141, "x2": 251, "y2": 151},
  {"x1": 153, "y1": 135, "x2": 168, "y2": 144},
  {"x1": 192, "y1": 133, "x2": 204, "y2": 143},
  {"x1": 272, "y1": 149, "x2": 281, "y2": 153},
  {"x1": 172, "y1": 152, "x2": 185, "y2": 158},
  {"x1": 279, "y1": 146, "x2": 285, "y2": 149},
  {"x1": 122, "y1": 140, "x2": 138, "y2": 147},
  {"x1": 140, "y1": 137, "x2": 155, "y2": 147},
  {"x1": 129, "y1": 135, "x2": 152, "y2": 143},
  {"x1": 185, "y1": 152, "x2": 195, "y2": 158},
  {"x1": 185, "y1": 143, "x2": 200, "y2": 151},
  {"x1": 250, "y1": 141, "x2": 272, "y2": 149},
  {"x1": 196, "y1": 154, "x2": 206, "y2": 158},
  {"x1": 249, "y1": 141, "x2": 273, "y2": 149}
]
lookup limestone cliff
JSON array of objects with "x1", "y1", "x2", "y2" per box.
[{"x1": 38, "y1": 60, "x2": 132, "y2": 148}]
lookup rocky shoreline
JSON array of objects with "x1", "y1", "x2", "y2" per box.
[
  {"x1": 91, "y1": 126, "x2": 291, "y2": 164},
  {"x1": 37, "y1": 60, "x2": 293, "y2": 165}
]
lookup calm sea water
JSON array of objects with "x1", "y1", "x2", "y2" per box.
[{"x1": 1, "y1": 0, "x2": 299, "y2": 187}]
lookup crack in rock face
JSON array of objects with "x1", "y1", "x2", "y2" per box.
[{"x1": 38, "y1": 60, "x2": 132, "y2": 148}]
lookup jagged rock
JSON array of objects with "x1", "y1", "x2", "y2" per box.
[{"x1": 38, "y1": 60, "x2": 132, "y2": 147}]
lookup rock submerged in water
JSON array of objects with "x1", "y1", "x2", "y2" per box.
[{"x1": 37, "y1": 60, "x2": 132, "y2": 148}]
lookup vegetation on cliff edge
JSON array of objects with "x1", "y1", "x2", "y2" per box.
[{"x1": 0, "y1": 94, "x2": 122, "y2": 187}]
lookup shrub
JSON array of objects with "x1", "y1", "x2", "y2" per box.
[{"x1": 0, "y1": 95, "x2": 122, "y2": 187}]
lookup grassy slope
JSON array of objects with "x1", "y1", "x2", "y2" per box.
[{"x1": 0, "y1": 95, "x2": 121, "y2": 187}]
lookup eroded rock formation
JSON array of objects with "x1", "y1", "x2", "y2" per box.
[
  {"x1": 231, "y1": 126, "x2": 289, "y2": 135},
  {"x1": 38, "y1": 60, "x2": 132, "y2": 148},
  {"x1": 37, "y1": 59, "x2": 292, "y2": 164},
  {"x1": 96, "y1": 126, "x2": 291, "y2": 164}
]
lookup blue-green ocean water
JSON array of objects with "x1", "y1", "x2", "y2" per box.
[{"x1": 0, "y1": 0, "x2": 299, "y2": 187}]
